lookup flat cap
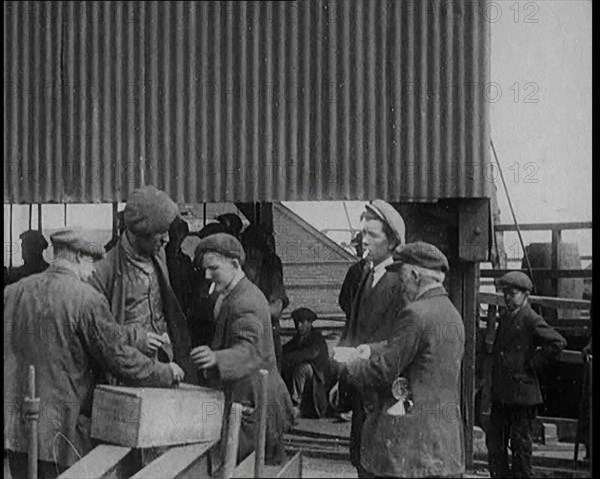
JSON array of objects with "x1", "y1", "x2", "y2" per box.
[
  {"x1": 194, "y1": 233, "x2": 246, "y2": 266},
  {"x1": 50, "y1": 228, "x2": 105, "y2": 260},
  {"x1": 20, "y1": 230, "x2": 48, "y2": 250},
  {"x1": 124, "y1": 185, "x2": 179, "y2": 235},
  {"x1": 498, "y1": 271, "x2": 533, "y2": 292},
  {"x1": 365, "y1": 199, "x2": 406, "y2": 246},
  {"x1": 291, "y1": 307, "x2": 318, "y2": 323},
  {"x1": 386, "y1": 241, "x2": 449, "y2": 273}
]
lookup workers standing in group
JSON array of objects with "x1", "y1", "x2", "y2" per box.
[{"x1": 4, "y1": 228, "x2": 184, "y2": 478}]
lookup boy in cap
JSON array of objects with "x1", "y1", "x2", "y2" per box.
[
  {"x1": 333, "y1": 199, "x2": 407, "y2": 476},
  {"x1": 4, "y1": 228, "x2": 184, "y2": 478},
  {"x1": 190, "y1": 233, "x2": 294, "y2": 465},
  {"x1": 339, "y1": 242, "x2": 465, "y2": 478},
  {"x1": 89, "y1": 185, "x2": 196, "y2": 384},
  {"x1": 8, "y1": 229, "x2": 50, "y2": 284},
  {"x1": 487, "y1": 271, "x2": 566, "y2": 478},
  {"x1": 282, "y1": 307, "x2": 330, "y2": 419}
]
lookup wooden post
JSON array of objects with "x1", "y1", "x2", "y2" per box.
[
  {"x1": 462, "y1": 262, "x2": 479, "y2": 470},
  {"x1": 551, "y1": 229, "x2": 561, "y2": 298},
  {"x1": 254, "y1": 369, "x2": 268, "y2": 478},
  {"x1": 222, "y1": 403, "x2": 243, "y2": 479},
  {"x1": 24, "y1": 365, "x2": 40, "y2": 479}
]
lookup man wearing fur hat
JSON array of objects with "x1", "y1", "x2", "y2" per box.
[
  {"x1": 89, "y1": 185, "x2": 197, "y2": 384},
  {"x1": 190, "y1": 233, "x2": 294, "y2": 466},
  {"x1": 4, "y1": 228, "x2": 184, "y2": 478},
  {"x1": 341, "y1": 242, "x2": 465, "y2": 478}
]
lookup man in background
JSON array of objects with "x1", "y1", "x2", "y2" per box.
[
  {"x1": 282, "y1": 307, "x2": 330, "y2": 419},
  {"x1": 8, "y1": 230, "x2": 49, "y2": 284},
  {"x1": 487, "y1": 271, "x2": 566, "y2": 478}
]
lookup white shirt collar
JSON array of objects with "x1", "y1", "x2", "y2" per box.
[{"x1": 371, "y1": 256, "x2": 394, "y2": 287}]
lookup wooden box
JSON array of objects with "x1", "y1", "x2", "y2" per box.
[{"x1": 91, "y1": 383, "x2": 225, "y2": 448}]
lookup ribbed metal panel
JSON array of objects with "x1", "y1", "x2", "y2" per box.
[{"x1": 4, "y1": 0, "x2": 491, "y2": 204}]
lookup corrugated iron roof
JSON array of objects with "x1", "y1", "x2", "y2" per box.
[{"x1": 4, "y1": 0, "x2": 491, "y2": 204}]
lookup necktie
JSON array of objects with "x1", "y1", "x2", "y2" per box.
[{"x1": 364, "y1": 267, "x2": 375, "y2": 292}]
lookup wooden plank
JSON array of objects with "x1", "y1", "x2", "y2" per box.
[
  {"x1": 275, "y1": 452, "x2": 302, "y2": 478},
  {"x1": 494, "y1": 222, "x2": 592, "y2": 231},
  {"x1": 222, "y1": 403, "x2": 243, "y2": 479},
  {"x1": 232, "y1": 452, "x2": 255, "y2": 478},
  {"x1": 462, "y1": 262, "x2": 478, "y2": 469},
  {"x1": 479, "y1": 291, "x2": 591, "y2": 310},
  {"x1": 551, "y1": 230, "x2": 561, "y2": 299},
  {"x1": 458, "y1": 199, "x2": 490, "y2": 261},
  {"x1": 481, "y1": 269, "x2": 592, "y2": 279},
  {"x1": 255, "y1": 370, "x2": 268, "y2": 478},
  {"x1": 58, "y1": 445, "x2": 136, "y2": 479},
  {"x1": 130, "y1": 442, "x2": 216, "y2": 479}
]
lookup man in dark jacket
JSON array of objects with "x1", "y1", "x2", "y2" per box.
[
  {"x1": 88, "y1": 185, "x2": 197, "y2": 385},
  {"x1": 487, "y1": 271, "x2": 566, "y2": 478},
  {"x1": 332, "y1": 199, "x2": 406, "y2": 477},
  {"x1": 4, "y1": 228, "x2": 183, "y2": 478},
  {"x1": 340, "y1": 242, "x2": 465, "y2": 478},
  {"x1": 8, "y1": 230, "x2": 49, "y2": 284},
  {"x1": 189, "y1": 233, "x2": 294, "y2": 465},
  {"x1": 282, "y1": 307, "x2": 330, "y2": 419}
]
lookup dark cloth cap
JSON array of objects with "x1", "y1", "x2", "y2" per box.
[
  {"x1": 498, "y1": 271, "x2": 533, "y2": 292},
  {"x1": 50, "y1": 228, "x2": 105, "y2": 260},
  {"x1": 124, "y1": 185, "x2": 179, "y2": 235},
  {"x1": 387, "y1": 241, "x2": 449, "y2": 273},
  {"x1": 194, "y1": 233, "x2": 246, "y2": 266},
  {"x1": 365, "y1": 199, "x2": 406, "y2": 246},
  {"x1": 291, "y1": 307, "x2": 318, "y2": 323},
  {"x1": 19, "y1": 230, "x2": 48, "y2": 250}
]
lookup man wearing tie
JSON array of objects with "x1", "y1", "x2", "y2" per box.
[{"x1": 332, "y1": 199, "x2": 407, "y2": 478}]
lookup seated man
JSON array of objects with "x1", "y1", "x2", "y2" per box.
[{"x1": 282, "y1": 308, "x2": 330, "y2": 418}]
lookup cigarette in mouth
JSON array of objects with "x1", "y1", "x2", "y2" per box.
[
  {"x1": 209, "y1": 282, "x2": 216, "y2": 295},
  {"x1": 362, "y1": 249, "x2": 369, "y2": 260}
]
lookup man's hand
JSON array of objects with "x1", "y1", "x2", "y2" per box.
[
  {"x1": 169, "y1": 363, "x2": 185, "y2": 384},
  {"x1": 190, "y1": 345, "x2": 217, "y2": 369},
  {"x1": 582, "y1": 342, "x2": 592, "y2": 363},
  {"x1": 145, "y1": 332, "x2": 166, "y2": 355},
  {"x1": 356, "y1": 344, "x2": 371, "y2": 360},
  {"x1": 329, "y1": 381, "x2": 340, "y2": 409}
]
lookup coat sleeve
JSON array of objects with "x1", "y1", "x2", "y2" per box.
[
  {"x1": 282, "y1": 332, "x2": 326, "y2": 366},
  {"x1": 213, "y1": 306, "x2": 263, "y2": 382},
  {"x1": 346, "y1": 307, "x2": 422, "y2": 390},
  {"x1": 79, "y1": 296, "x2": 174, "y2": 387},
  {"x1": 529, "y1": 313, "x2": 567, "y2": 357}
]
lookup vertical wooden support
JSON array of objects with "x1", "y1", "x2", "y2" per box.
[
  {"x1": 111, "y1": 202, "x2": 119, "y2": 239},
  {"x1": 24, "y1": 365, "x2": 40, "y2": 479},
  {"x1": 551, "y1": 229, "x2": 561, "y2": 297},
  {"x1": 37, "y1": 204, "x2": 42, "y2": 231},
  {"x1": 222, "y1": 403, "x2": 243, "y2": 479},
  {"x1": 9, "y1": 203, "x2": 14, "y2": 269},
  {"x1": 462, "y1": 262, "x2": 479, "y2": 470},
  {"x1": 255, "y1": 369, "x2": 268, "y2": 478}
]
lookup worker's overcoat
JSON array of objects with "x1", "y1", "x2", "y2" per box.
[
  {"x1": 206, "y1": 276, "x2": 294, "y2": 465},
  {"x1": 491, "y1": 302, "x2": 566, "y2": 405},
  {"x1": 346, "y1": 285, "x2": 465, "y2": 478},
  {"x1": 89, "y1": 236, "x2": 197, "y2": 384},
  {"x1": 4, "y1": 265, "x2": 174, "y2": 468}
]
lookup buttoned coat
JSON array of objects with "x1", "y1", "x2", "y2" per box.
[
  {"x1": 491, "y1": 302, "x2": 566, "y2": 405},
  {"x1": 206, "y1": 276, "x2": 294, "y2": 465},
  {"x1": 89, "y1": 236, "x2": 197, "y2": 384},
  {"x1": 346, "y1": 285, "x2": 465, "y2": 478}
]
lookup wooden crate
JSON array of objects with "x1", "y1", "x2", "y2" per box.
[{"x1": 91, "y1": 383, "x2": 225, "y2": 448}]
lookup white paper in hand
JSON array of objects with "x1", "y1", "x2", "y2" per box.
[{"x1": 333, "y1": 347, "x2": 360, "y2": 364}]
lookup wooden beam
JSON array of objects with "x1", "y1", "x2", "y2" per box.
[
  {"x1": 58, "y1": 445, "x2": 136, "y2": 479},
  {"x1": 255, "y1": 370, "x2": 268, "y2": 478},
  {"x1": 462, "y1": 262, "x2": 478, "y2": 470},
  {"x1": 551, "y1": 230, "x2": 561, "y2": 298},
  {"x1": 130, "y1": 442, "x2": 216, "y2": 479},
  {"x1": 231, "y1": 452, "x2": 255, "y2": 478},
  {"x1": 275, "y1": 452, "x2": 302, "y2": 478},
  {"x1": 479, "y1": 292, "x2": 591, "y2": 310},
  {"x1": 495, "y1": 222, "x2": 592, "y2": 231},
  {"x1": 480, "y1": 269, "x2": 592, "y2": 279}
]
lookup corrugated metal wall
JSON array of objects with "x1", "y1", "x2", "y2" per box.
[{"x1": 4, "y1": 0, "x2": 491, "y2": 204}]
